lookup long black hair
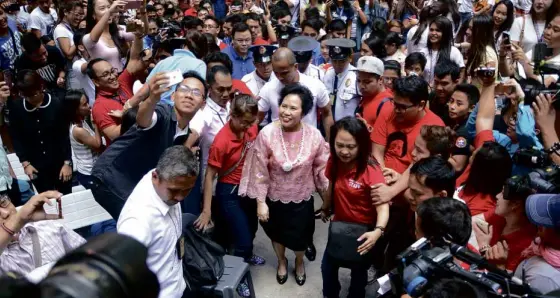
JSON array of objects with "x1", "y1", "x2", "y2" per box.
[
  {"x1": 329, "y1": 116, "x2": 375, "y2": 179},
  {"x1": 411, "y1": 3, "x2": 443, "y2": 46},
  {"x1": 492, "y1": 0, "x2": 514, "y2": 41},
  {"x1": 428, "y1": 16, "x2": 454, "y2": 65},
  {"x1": 85, "y1": 0, "x2": 126, "y2": 59},
  {"x1": 64, "y1": 89, "x2": 88, "y2": 125},
  {"x1": 466, "y1": 14, "x2": 496, "y2": 76},
  {"x1": 438, "y1": 0, "x2": 460, "y2": 29},
  {"x1": 464, "y1": 142, "x2": 512, "y2": 196}
]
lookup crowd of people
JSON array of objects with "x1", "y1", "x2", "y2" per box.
[{"x1": 0, "y1": 0, "x2": 559, "y2": 296}]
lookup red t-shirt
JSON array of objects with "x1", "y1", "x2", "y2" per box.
[
  {"x1": 218, "y1": 41, "x2": 228, "y2": 50},
  {"x1": 360, "y1": 89, "x2": 393, "y2": 127},
  {"x1": 184, "y1": 8, "x2": 197, "y2": 16},
  {"x1": 92, "y1": 69, "x2": 135, "y2": 145},
  {"x1": 325, "y1": 157, "x2": 385, "y2": 225},
  {"x1": 456, "y1": 129, "x2": 495, "y2": 187},
  {"x1": 486, "y1": 213, "x2": 537, "y2": 271},
  {"x1": 253, "y1": 37, "x2": 270, "y2": 45},
  {"x1": 207, "y1": 123, "x2": 258, "y2": 184},
  {"x1": 371, "y1": 108, "x2": 445, "y2": 174},
  {"x1": 232, "y1": 79, "x2": 253, "y2": 97}
]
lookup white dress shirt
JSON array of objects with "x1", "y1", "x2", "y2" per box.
[
  {"x1": 241, "y1": 70, "x2": 276, "y2": 96},
  {"x1": 189, "y1": 97, "x2": 230, "y2": 177},
  {"x1": 323, "y1": 64, "x2": 360, "y2": 121},
  {"x1": 117, "y1": 171, "x2": 185, "y2": 298},
  {"x1": 302, "y1": 63, "x2": 325, "y2": 81},
  {"x1": 257, "y1": 72, "x2": 330, "y2": 127}
]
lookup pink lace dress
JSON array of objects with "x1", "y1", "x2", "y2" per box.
[{"x1": 238, "y1": 121, "x2": 329, "y2": 251}]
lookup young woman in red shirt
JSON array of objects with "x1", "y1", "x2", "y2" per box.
[
  {"x1": 319, "y1": 116, "x2": 389, "y2": 298},
  {"x1": 194, "y1": 93, "x2": 265, "y2": 266}
]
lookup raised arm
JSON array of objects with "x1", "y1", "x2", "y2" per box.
[
  {"x1": 88, "y1": 0, "x2": 127, "y2": 43},
  {"x1": 136, "y1": 73, "x2": 170, "y2": 128},
  {"x1": 475, "y1": 81, "x2": 496, "y2": 134},
  {"x1": 126, "y1": 19, "x2": 148, "y2": 76}
]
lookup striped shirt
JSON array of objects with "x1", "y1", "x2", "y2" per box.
[
  {"x1": 70, "y1": 121, "x2": 97, "y2": 175},
  {"x1": 0, "y1": 221, "x2": 85, "y2": 275}
]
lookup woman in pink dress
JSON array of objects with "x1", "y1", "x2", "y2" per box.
[{"x1": 239, "y1": 84, "x2": 329, "y2": 286}]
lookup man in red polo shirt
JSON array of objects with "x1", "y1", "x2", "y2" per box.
[
  {"x1": 88, "y1": 32, "x2": 147, "y2": 145},
  {"x1": 355, "y1": 56, "x2": 393, "y2": 128}
]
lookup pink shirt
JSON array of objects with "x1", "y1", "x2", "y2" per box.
[
  {"x1": 83, "y1": 30, "x2": 135, "y2": 73},
  {"x1": 238, "y1": 122, "x2": 329, "y2": 203}
]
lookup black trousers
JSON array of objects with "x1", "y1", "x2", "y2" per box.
[
  {"x1": 91, "y1": 178, "x2": 126, "y2": 220},
  {"x1": 33, "y1": 164, "x2": 72, "y2": 195}
]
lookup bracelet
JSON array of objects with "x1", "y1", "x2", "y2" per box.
[
  {"x1": 1, "y1": 222, "x2": 15, "y2": 236},
  {"x1": 545, "y1": 142, "x2": 560, "y2": 155},
  {"x1": 23, "y1": 163, "x2": 31, "y2": 169},
  {"x1": 374, "y1": 226, "x2": 385, "y2": 236},
  {"x1": 479, "y1": 244, "x2": 491, "y2": 253}
]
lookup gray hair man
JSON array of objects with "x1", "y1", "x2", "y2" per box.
[{"x1": 117, "y1": 146, "x2": 199, "y2": 298}]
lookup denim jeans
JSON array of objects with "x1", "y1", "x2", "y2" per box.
[
  {"x1": 181, "y1": 173, "x2": 202, "y2": 216},
  {"x1": 215, "y1": 182, "x2": 257, "y2": 259},
  {"x1": 91, "y1": 177, "x2": 125, "y2": 220},
  {"x1": 321, "y1": 253, "x2": 369, "y2": 298},
  {"x1": 76, "y1": 172, "x2": 95, "y2": 190}
]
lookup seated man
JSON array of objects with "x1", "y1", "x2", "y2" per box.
[
  {"x1": 0, "y1": 191, "x2": 86, "y2": 275},
  {"x1": 117, "y1": 146, "x2": 199, "y2": 298}
]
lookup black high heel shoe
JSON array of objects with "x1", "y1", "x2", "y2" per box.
[
  {"x1": 276, "y1": 258, "x2": 288, "y2": 285},
  {"x1": 294, "y1": 259, "x2": 306, "y2": 286}
]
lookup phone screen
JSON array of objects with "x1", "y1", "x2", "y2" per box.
[{"x1": 502, "y1": 32, "x2": 510, "y2": 45}]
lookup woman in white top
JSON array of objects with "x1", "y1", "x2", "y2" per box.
[
  {"x1": 406, "y1": 3, "x2": 444, "y2": 54},
  {"x1": 509, "y1": 0, "x2": 559, "y2": 60},
  {"x1": 65, "y1": 90, "x2": 103, "y2": 189},
  {"x1": 84, "y1": 0, "x2": 141, "y2": 73},
  {"x1": 54, "y1": 1, "x2": 84, "y2": 89},
  {"x1": 465, "y1": 14, "x2": 498, "y2": 88},
  {"x1": 491, "y1": 0, "x2": 514, "y2": 50},
  {"x1": 421, "y1": 16, "x2": 465, "y2": 84}
]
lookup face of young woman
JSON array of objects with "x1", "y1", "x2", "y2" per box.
[
  {"x1": 411, "y1": 135, "x2": 430, "y2": 163},
  {"x1": 384, "y1": 43, "x2": 397, "y2": 56},
  {"x1": 466, "y1": 20, "x2": 473, "y2": 43},
  {"x1": 493, "y1": 3, "x2": 508, "y2": 27},
  {"x1": 360, "y1": 42, "x2": 373, "y2": 56},
  {"x1": 320, "y1": 40, "x2": 330, "y2": 60},
  {"x1": 78, "y1": 96, "x2": 91, "y2": 117},
  {"x1": 543, "y1": 16, "x2": 560, "y2": 49},
  {"x1": 94, "y1": 0, "x2": 113, "y2": 22},
  {"x1": 428, "y1": 23, "x2": 443, "y2": 45},
  {"x1": 533, "y1": 0, "x2": 553, "y2": 15},
  {"x1": 334, "y1": 129, "x2": 359, "y2": 164},
  {"x1": 279, "y1": 94, "x2": 304, "y2": 130}
]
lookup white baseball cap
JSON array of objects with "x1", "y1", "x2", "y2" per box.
[{"x1": 355, "y1": 56, "x2": 384, "y2": 76}]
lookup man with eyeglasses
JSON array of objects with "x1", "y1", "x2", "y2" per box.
[
  {"x1": 203, "y1": 16, "x2": 227, "y2": 50},
  {"x1": 87, "y1": 28, "x2": 150, "y2": 145},
  {"x1": 90, "y1": 71, "x2": 207, "y2": 220},
  {"x1": 0, "y1": 191, "x2": 86, "y2": 276},
  {"x1": 354, "y1": 56, "x2": 393, "y2": 128},
  {"x1": 222, "y1": 22, "x2": 255, "y2": 80}
]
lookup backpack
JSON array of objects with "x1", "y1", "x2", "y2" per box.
[{"x1": 182, "y1": 224, "x2": 225, "y2": 290}]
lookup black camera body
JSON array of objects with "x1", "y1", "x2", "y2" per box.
[
  {"x1": 505, "y1": 165, "x2": 559, "y2": 200},
  {"x1": 513, "y1": 147, "x2": 551, "y2": 168}
]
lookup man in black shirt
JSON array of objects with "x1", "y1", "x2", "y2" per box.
[
  {"x1": 448, "y1": 83, "x2": 479, "y2": 173},
  {"x1": 429, "y1": 61, "x2": 460, "y2": 125},
  {"x1": 8, "y1": 70, "x2": 72, "y2": 194},
  {"x1": 14, "y1": 32, "x2": 66, "y2": 93}
]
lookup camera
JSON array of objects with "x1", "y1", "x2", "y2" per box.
[
  {"x1": 513, "y1": 147, "x2": 550, "y2": 168},
  {"x1": 504, "y1": 165, "x2": 559, "y2": 199},
  {"x1": 0, "y1": 233, "x2": 159, "y2": 298},
  {"x1": 475, "y1": 67, "x2": 496, "y2": 78},
  {"x1": 519, "y1": 78, "x2": 560, "y2": 110},
  {"x1": 161, "y1": 20, "x2": 182, "y2": 38}
]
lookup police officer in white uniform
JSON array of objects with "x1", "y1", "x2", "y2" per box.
[
  {"x1": 242, "y1": 45, "x2": 277, "y2": 96},
  {"x1": 288, "y1": 36, "x2": 325, "y2": 81},
  {"x1": 323, "y1": 38, "x2": 360, "y2": 121}
]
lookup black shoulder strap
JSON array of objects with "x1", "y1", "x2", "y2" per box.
[{"x1": 376, "y1": 97, "x2": 391, "y2": 117}]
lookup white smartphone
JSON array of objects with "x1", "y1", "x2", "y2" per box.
[{"x1": 164, "y1": 70, "x2": 183, "y2": 88}]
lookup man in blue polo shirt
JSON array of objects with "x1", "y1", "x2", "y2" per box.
[{"x1": 221, "y1": 22, "x2": 255, "y2": 80}]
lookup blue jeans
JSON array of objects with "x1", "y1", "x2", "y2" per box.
[
  {"x1": 321, "y1": 253, "x2": 369, "y2": 298},
  {"x1": 181, "y1": 173, "x2": 202, "y2": 216},
  {"x1": 215, "y1": 182, "x2": 257, "y2": 259},
  {"x1": 76, "y1": 172, "x2": 95, "y2": 190}
]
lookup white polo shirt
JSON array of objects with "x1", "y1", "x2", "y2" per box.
[
  {"x1": 257, "y1": 72, "x2": 330, "y2": 127},
  {"x1": 302, "y1": 63, "x2": 325, "y2": 81},
  {"x1": 241, "y1": 70, "x2": 276, "y2": 96},
  {"x1": 323, "y1": 64, "x2": 359, "y2": 121},
  {"x1": 117, "y1": 170, "x2": 185, "y2": 298},
  {"x1": 189, "y1": 97, "x2": 230, "y2": 177}
]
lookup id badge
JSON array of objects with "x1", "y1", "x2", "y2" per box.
[
  {"x1": 176, "y1": 236, "x2": 185, "y2": 260},
  {"x1": 329, "y1": 94, "x2": 335, "y2": 105}
]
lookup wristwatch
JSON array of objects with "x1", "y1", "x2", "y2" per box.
[{"x1": 64, "y1": 160, "x2": 73, "y2": 167}]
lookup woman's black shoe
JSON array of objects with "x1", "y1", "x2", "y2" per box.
[
  {"x1": 276, "y1": 258, "x2": 288, "y2": 285},
  {"x1": 305, "y1": 243, "x2": 316, "y2": 261},
  {"x1": 293, "y1": 269, "x2": 306, "y2": 286}
]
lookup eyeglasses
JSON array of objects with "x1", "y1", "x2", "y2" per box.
[
  {"x1": 391, "y1": 99, "x2": 416, "y2": 112},
  {"x1": 0, "y1": 195, "x2": 11, "y2": 208},
  {"x1": 234, "y1": 39, "x2": 252, "y2": 45},
  {"x1": 98, "y1": 68, "x2": 118, "y2": 79},
  {"x1": 176, "y1": 84, "x2": 204, "y2": 98},
  {"x1": 203, "y1": 24, "x2": 218, "y2": 29}
]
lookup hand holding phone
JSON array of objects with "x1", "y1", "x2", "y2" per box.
[
  {"x1": 502, "y1": 31, "x2": 510, "y2": 45},
  {"x1": 164, "y1": 70, "x2": 183, "y2": 88}
]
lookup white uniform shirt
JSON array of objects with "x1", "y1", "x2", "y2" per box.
[
  {"x1": 189, "y1": 97, "x2": 230, "y2": 177},
  {"x1": 420, "y1": 46, "x2": 465, "y2": 84},
  {"x1": 323, "y1": 64, "x2": 360, "y2": 121},
  {"x1": 257, "y1": 72, "x2": 330, "y2": 127},
  {"x1": 302, "y1": 63, "x2": 325, "y2": 81},
  {"x1": 241, "y1": 70, "x2": 276, "y2": 96},
  {"x1": 117, "y1": 171, "x2": 185, "y2": 298},
  {"x1": 28, "y1": 7, "x2": 57, "y2": 36}
]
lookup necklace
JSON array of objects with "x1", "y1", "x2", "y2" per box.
[
  {"x1": 279, "y1": 124, "x2": 305, "y2": 172},
  {"x1": 23, "y1": 94, "x2": 51, "y2": 112}
]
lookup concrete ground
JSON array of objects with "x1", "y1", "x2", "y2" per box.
[{"x1": 248, "y1": 197, "x2": 379, "y2": 298}]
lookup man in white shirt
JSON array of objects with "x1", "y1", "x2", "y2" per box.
[
  {"x1": 242, "y1": 45, "x2": 277, "y2": 96},
  {"x1": 257, "y1": 47, "x2": 334, "y2": 140},
  {"x1": 28, "y1": 0, "x2": 57, "y2": 38},
  {"x1": 117, "y1": 145, "x2": 199, "y2": 298}
]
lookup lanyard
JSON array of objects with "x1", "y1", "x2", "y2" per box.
[
  {"x1": 532, "y1": 19, "x2": 544, "y2": 42},
  {"x1": 8, "y1": 28, "x2": 19, "y2": 56},
  {"x1": 207, "y1": 104, "x2": 227, "y2": 125}
]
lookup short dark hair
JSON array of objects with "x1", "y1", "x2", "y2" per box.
[
  {"x1": 182, "y1": 71, "x2": 209, "y2": 99},
  {"x1": 15, "y1": 69, "x2": 44, "y2": 94},
  {"x1": 416, "y1": 197, "x2": 472, "y2": 246},
  {"x1": 73, "y1": 29, "x2": 86, "y2": 47},
  {"x1": 204, "y1": 15, "x2": 220, "y2": 26},
  {"x1": 232, "y1": 22, "x2": 250, "y2": 38},
  {"x1": 465, "y1": 142, "x2": 512, "y2": 196},
  {"x1": 86, "y1": 58, "x2": 107, "y2": 79},
  {"x1": 384, "y1": 60, "x2": 402, "y2": 77},
  {"x1": 146, "y1": 4, "x2": 156, "y2": 12},
  {"x1": 271, "y1": 8, "x2": 290, "y2": 21},
  {"x1": 224, "y1": 13, "x2": 244, "y2": 25},
  {"x1": 328, "y1": 19, "x2": 346, "y2": 32},
  {"x1": 385, "y1": 32, "x2": 404, "y2": 46},
  {"x1": 301, "y1": 18, "x2": 322, "y2": 34},
  {"x1": 410, "y1": 156, "x2": 456, "y2": 198},
  {"x1": 453, "y1": 83, "x2": 480, "y2": 107},
  {"x1": 185, "y1": 30, "x2": 209, "y2": 59},
  {"x1": 206, "y1": 65, "x2": 231, "y2": 87},
  {"x1": 245, "y1": 12, "x2": 261, "y2": 22},
  {"x1": 434, "y1": 59, "x2": 461, "y2": 81},
  {"x1": 21, "y1": 32, "x2": 42, "y2": 53},
  {"x1": 231, "y1": 93, "x2": 258, "y2": 117},
  {"x1": 370, "y1": 17, "x2": 388, "y2": 39},
  {"x1": 419, "y1": 125, "x2": 456, "y2": 159},
  {"x1": 329, "y1": 116, "x2": 374, "y2": 179},
  {"x1": 278, "y1": 84, "x2": 314, "y2": 117},
  {"x1": 203, "y1": 52, "x2": 233, "y2": 73},
  {"x1": 425, "y1": 279, "x2": 488, "y2": 298},
  {"x1": 405, "y1": 52, "x2": 427, "y2": 70},
  {"x1": 182, "y1": 16, "x2": 203, "y2": 30},
  {"x1": 393, "y1": 76, "x2": 429, "y2": 105}
]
